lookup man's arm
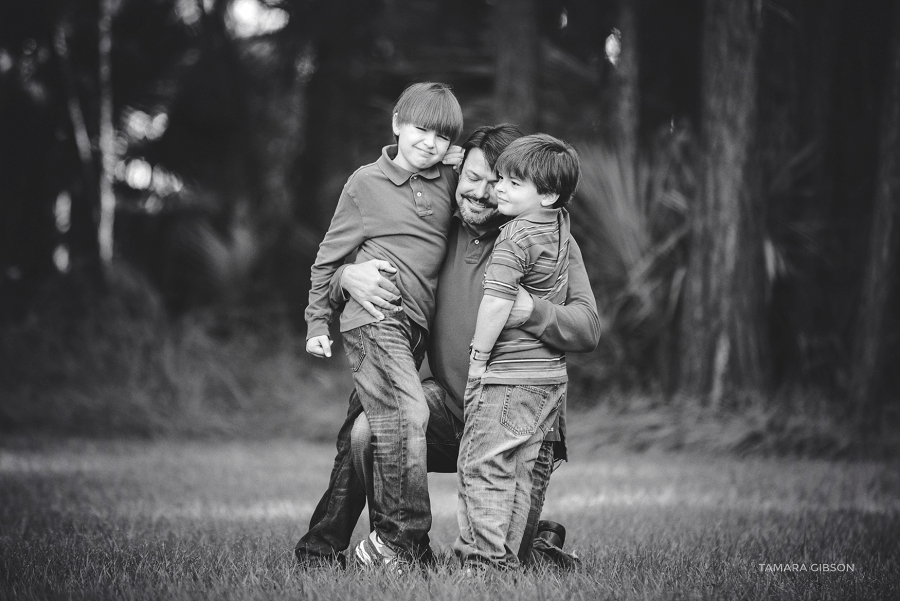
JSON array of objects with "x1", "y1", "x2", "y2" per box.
[
  {"x1": 327, "y1": 261, "x2": 402, "y2": 321},
  {"x1": 517, "y1": 236, "x2": 601, "y2": 352}
]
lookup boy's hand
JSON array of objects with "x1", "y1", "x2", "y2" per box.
[
  {"x1": 468, "y1": 359, "x2": 487, "y2": 377},
  {"x1": 442, "y1": 145, "x2": 464, "y2": 171},
  {"x1": 306, "y1": 335, "x2": 333, "y2": 358},
  {"x1": 341, "y1": 260, "x2": 402, "y2": 321},
  {"x1": 506, "y1": 286, "x2": 535, "y2": 328}
]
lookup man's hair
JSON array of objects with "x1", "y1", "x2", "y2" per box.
[
  {"x1": 462, "y1": 123, "x2": 524, "y2": 170},
  {"x1": 494, "y1": 133, "x2": 580, "y2": 209},
  {"x1": 393, "y1": 82, "x2": 464, "y2": 143}
]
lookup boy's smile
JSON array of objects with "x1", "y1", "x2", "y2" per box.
[
  {"x1": 494, "y1": 172, "x2": 557, "y2": 217},
  {"x1": 392, "y1": 118, "x2": 451, "y2": 173}
]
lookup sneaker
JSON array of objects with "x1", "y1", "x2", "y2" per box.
[
  {"x1": 352, "y1": 530, "x2": 406, "y2": 574},
  {"x1": 453, "y1": 559, "x2": 490, "y2": 583}
]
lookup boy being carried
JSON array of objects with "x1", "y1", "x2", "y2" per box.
[
  {"x1": 453, "y1": 133, "x2": 580, "y2": 570},
  {"x1": 305, "y1": 82, "x2": 463, "y2": 568}
]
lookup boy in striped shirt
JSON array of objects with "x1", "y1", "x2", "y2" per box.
[{"x1": 453, "y1": 133, "x2": 580, "y2": 570}]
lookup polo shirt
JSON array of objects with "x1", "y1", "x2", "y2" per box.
[{"x1": 305, "y1": 145, "x2": 456, "y2": 339}]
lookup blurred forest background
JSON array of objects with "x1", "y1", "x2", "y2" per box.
[{"x1": 1, "y1": 0, "x2": 898, "y2": 455}]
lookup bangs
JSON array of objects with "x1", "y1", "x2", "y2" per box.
[
  {"x1": 494, "y1": 134, "x2": 581, "y2": 208},
  {"x1": 394, "y1": 83, "x2": 464, "y2": 142},
  {"x1": 494, "y1": 143, "x2": 533, "y2": 181}
]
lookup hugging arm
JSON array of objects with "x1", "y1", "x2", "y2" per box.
[
  {"x1": 517, "y1": 236, "x2": 601, "y2": 352},
  {"x1": 327, "y1": 261, "x2": 402, "y2": 321},
  {"x1": 468, "y1": 294, "x2": 515, "y2": 376}
]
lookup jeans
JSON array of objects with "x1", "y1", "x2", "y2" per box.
[
  {"x1": 454, "y1": 378, "x2": 565, "y2": 569},
  {"x1": 340, "y1": 312, "x2": 430, "y2": 556},
  {"x1": 350, "y1": 378, "x2": 461, "y2": 558},
  {"x1": 294, "y1": 358, "x2": 557, "y2": 564},
  {"x1": 295, "y1": 378, "x2": 457, "y2": 562},
  {"x1": 294, "y1": 388, "x2": 365, "y2": 563}
]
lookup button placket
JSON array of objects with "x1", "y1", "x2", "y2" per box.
[
  {"x1": 410, "y1": 177, "x2": 433, "y2": 216},
  {"x1": 465, "y1": 236, "x2": 487, "y2": 263}
]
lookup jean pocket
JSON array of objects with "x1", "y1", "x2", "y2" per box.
[
  {"x1": 342, "y1": 328, "x2": 366, "y2": 372},
  {"x1": 500, "y1": 385, "x2": 550, "y2": 436}
]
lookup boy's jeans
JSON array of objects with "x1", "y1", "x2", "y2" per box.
[
  {"x1": 342, "y1": 312, "x2": 430, "y2": 557},
  {"x1": 295, "y1": 377, "x2": 557, "y2": 564},
  {"x1": 454, "y1": 377, "x2": 565, "y2": 569}
]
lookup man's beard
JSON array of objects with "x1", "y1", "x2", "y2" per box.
[{"x1": 459, "y1": 195, "x2": 508, "y2": 229}]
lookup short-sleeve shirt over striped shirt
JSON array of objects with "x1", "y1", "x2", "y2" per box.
[{"x1": 481, "y1": 207, "x2": 570, "y2": 386}]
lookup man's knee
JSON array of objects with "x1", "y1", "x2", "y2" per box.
[
  {"x1": 350, "y1": 413, "x2": 372, "y2": 461},
  {"x1": 408, "y1": 400, "x2": 430, "y2": 433}
]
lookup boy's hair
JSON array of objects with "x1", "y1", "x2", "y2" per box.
[
  {"x1": 393, "y1": 82, "x2": 464, "y2": 143},
  {"x1": 494, "y1": 133, "x2": 580, "y2": 209},
  {"x1": 462, "y1": 123, "x2": 524, "y2": 171}
]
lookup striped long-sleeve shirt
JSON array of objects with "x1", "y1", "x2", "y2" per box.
[{"x1": 481, "y1": 207, "x2": 570, "y2": 386}]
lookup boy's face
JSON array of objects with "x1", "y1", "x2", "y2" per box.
[
  {"x1": 493, "y1": 171, "x2": 559, "y2": 217},
  {"x1": 391, "y1": 115, "x2": 451, "y2": 172}
]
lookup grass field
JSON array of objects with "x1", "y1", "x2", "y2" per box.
[{"x1": 1, "y1": 438, "x2": 898, "y2": 600}]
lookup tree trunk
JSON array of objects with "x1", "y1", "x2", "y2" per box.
[
  {"x1": 293, "y1": 0, "x2": 376, "y2": 232},
  {"x1": 679, "y1": 0, "x2": 767, "y2": 406},
  {"x1": 54, "y1": 24, "x2": 94, "y2": 190},
  {"x1": 97, "y1": 0, "x2": 116, "y2": 266},
  {"x1": 849, "y1": 2, "x2": 900, "y2": 412},
  {"x1": 493, "y1": 0, "x2": 538, "y2": 132},
  {"x1": 609, "y1": 0, "x2": 640, "y2": 178}
]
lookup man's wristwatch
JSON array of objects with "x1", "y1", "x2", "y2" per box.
[{"x1": 468, "y1": 343, "x2": 491, "y2": 362}]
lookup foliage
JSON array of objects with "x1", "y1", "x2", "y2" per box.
[
  {"x1": 565, "y1": 388, "x2": 900, "y2": 460},
  {"x1": 1, "y1": 440, "x2": 897, "y2": 599},
  {"x1": 0, "y1": 262, "x2": 351, "y2": 438},
  {"x1": 568, "y1": 124, "x2": 694, "y2": 393}
]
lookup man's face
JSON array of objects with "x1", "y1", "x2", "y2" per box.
[{"x1": 455, "y1": 148, "x2": 507, "y2": 230}]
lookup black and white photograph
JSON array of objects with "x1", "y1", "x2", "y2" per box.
[{"x1": 1, "y1": 0, "x2": 898, "y2": 598}]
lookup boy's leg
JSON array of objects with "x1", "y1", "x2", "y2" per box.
[
  {"x1": 505, "y1": 386, "x2": 564, "y2": 558},
  {"x1": 350, "y1": 378, "x2": 462, "y2": 561},
  {"x1": 344, "y1": 313, "x2": 430, "y2": 559},
  {"x1": 454, "y1": 381, "x2": 562, "y2": 569},
  {"x1": 294, "y1": 390, "x2": 366, "y2": 566}
]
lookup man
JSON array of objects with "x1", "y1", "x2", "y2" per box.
[{"x1": 295, "y1": 124, "x2": 600, "y2": 568}]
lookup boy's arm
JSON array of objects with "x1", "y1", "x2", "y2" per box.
[
  {"x1": 469, "y1": 294, "x2": 515, "y2": 375},
  {"x1": 471, "y1": 233, "x2": 527, "y2": 374},
  {"x1": 306, "y1": 186, "x2": 366, "y2": 342},
  {"x1": 517, "y1": 236, "x2": 602, "y2": 352}
]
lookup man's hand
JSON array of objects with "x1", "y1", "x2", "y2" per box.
[
  {"x1": 306, "y1": 335, "x2": 333, "y2": 358},
  {"x1": 506, "y1": 286, "x2": 535, "y2": 328},
  {"x1": 468, "y1": 359, "x2": 487, "y2": 377},
  {"x1": 341, "y1": 260, "x2": 402, "y2": 321},
  {"x1": 442, "y1": 145, "x2": 465, "y2": 171}
]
